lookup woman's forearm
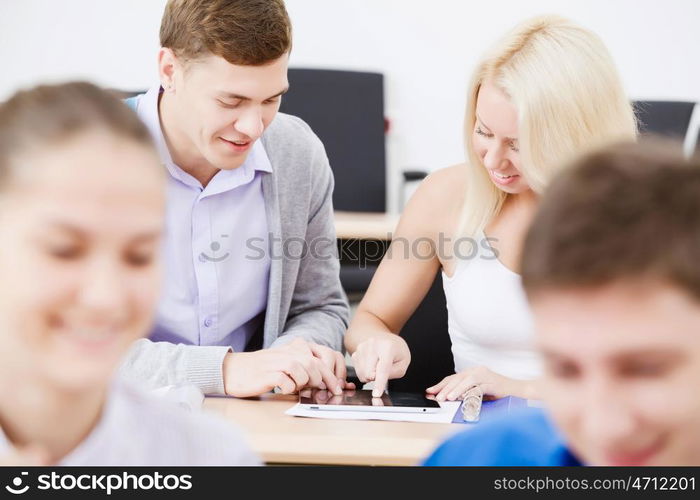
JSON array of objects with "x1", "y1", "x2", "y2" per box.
[
  {"x1": 344, "y1": 308, "x2": 398, "y2": 353},
  {"x1": 510, "y1": 378, "x2": 540, "y2": 400}
]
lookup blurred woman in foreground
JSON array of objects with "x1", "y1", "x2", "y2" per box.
[{"x1": 0, "y1": 82, "x2": 258, "y2": 465}]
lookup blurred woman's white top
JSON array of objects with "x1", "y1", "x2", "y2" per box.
[
  {"x1": 442, "y1": 232, "x2": 542, "y2": 380},
  {"x1": 0, "y1": 379, "x2": 260, "y2": 466}
]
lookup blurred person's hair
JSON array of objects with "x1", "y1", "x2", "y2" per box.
[
  {"x1": 0, "y1": 81, "x2": 154, "y2": 190},
  {"x1": 159, "y1": 0, "x2": 292, "y2": 66},
  {"x1": 521, "y1": 140, "x2": 700, "y2": 301},
  {"x1": 460, "y1": 15, "x2": 637, "y2": 236}
]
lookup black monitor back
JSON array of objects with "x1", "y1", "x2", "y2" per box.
[{"x1": 280, "y1": 68, "x2": 387, "y2": 212}]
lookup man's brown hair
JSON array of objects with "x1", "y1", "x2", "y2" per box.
[
  {"x1": 0, "y1": 82, "x2": 154, "y2": 190},
  {"x1": 521, "y1": 141, "x2": 700, "y2": 301},
  {"x1": 159, "y1": 0, "x2": 292, "y2": 66}
]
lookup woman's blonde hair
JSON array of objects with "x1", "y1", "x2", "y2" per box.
[{"x1": 460, "y1": 15, "x2": 638, "y2": 237}]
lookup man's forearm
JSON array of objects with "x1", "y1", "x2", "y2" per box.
[{"x1": 119, "y1": 338, "x2": 231, "y2": 395}]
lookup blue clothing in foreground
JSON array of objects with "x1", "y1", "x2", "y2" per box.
[{"x1": 423, "y1": 408, "x2": 582, "y2": 466}]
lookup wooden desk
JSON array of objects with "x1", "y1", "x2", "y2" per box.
[
  {"x1": 334, "y1": 211, "x2": 400, "y2": 240},
  {"x1": 203, "y1": 393, "x2": 458, "y2": 466}
]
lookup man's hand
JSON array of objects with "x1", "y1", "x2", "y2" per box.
[
  {"x1": 305, "y1": 341, "x2": 355, "y2": 392},
  {"x1": 222, "y1": 338, "x2": 354, "y2": 398}
]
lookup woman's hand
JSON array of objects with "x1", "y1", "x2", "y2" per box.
[
  {"x1": 351, "y1": 334, "x2": 411, "y2": 397},
  {"x1": 426, "y1": 366, "x2": 533, "y2": 401}
]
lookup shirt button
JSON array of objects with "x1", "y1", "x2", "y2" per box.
[
  {"x1": 204, "y1": 317, "x2": 213, "y2": 328},
  {"x1": 198, "y1": 254, "x2": 207, "y2": 263}
]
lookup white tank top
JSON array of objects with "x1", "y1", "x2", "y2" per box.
[{"x1": 441, "y1": 232, "x2": 542, "y2": 380}]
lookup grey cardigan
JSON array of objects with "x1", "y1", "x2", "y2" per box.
[{"x1": 120, "y1": 113, "x2": 349, "y2": 394}]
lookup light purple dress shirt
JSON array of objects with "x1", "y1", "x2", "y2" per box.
[{"x1": 133, "y1": 86, "x2": 271, "y2": 353}]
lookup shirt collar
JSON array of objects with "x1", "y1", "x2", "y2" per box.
[
  {"x1": 136, "y1": 84, "x2": 273, "y2": 191},
  {"x1": 0, "y1": 423, "x2": 8, "y2": 454},
  {"x1": 0, "y1": 378, "x2": 120, "y2": 465}
]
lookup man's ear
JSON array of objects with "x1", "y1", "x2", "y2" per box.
[{"x1": 158, "y1": 48, "x2": 178, "y2": 93}]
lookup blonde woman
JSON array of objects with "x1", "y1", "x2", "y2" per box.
[{"x1": 345, "y1": 16, "x2": 637, "y2": 401}]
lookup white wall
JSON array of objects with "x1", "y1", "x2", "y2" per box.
[{"x1": 2, "y1": 0, "x2": 699, "y2": 211}]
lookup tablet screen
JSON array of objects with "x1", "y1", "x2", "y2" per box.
[{"x1": 299, "y1": 389, "x2": 441, "y2": 410}]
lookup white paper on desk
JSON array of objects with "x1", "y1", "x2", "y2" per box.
[{"x1": 285, "y1": 400, "x2": 461, "y2": 423}]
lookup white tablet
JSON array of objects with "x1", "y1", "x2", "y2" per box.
[{"x1": 298, "y1": 389, "x2": 441, "y2": 413}]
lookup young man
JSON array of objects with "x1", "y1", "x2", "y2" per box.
[
  {"x1": 120, "y1": 0, "x2": 352, "y2": 398},
  {"x1": 424, "y1": 142, "x2": 700, "y2": 466}
]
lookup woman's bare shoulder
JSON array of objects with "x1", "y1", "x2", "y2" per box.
[
  {"x1": 398, "y1": 164, "x2": 467, "y2": 237},
  {"x1": 411, "y1": 164, "x2": 467, "y2": 210}
]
